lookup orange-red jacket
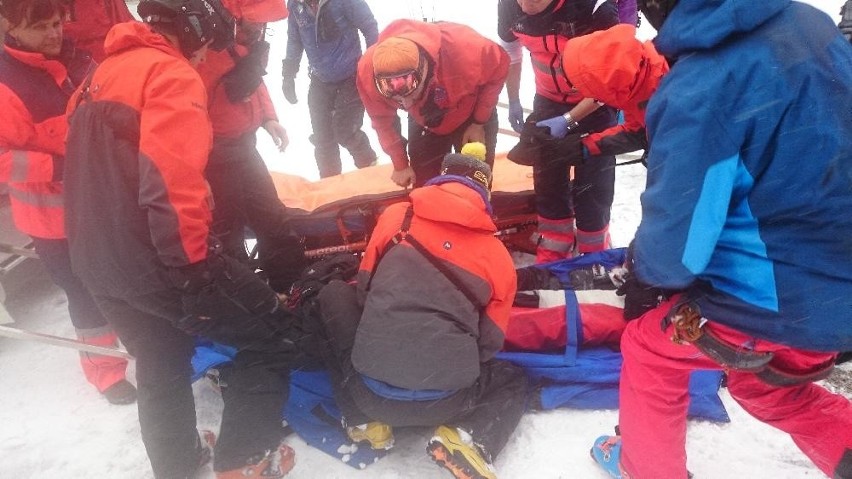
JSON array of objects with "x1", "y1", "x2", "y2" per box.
[
  {"x1": 357, "y1": 20, "x2": 509, "y2": 170},
  {"x1": 352, "y1": 181, "x2": 516, "y2": 390},
  {"x1": 64, "y1": 22, "x2": 213, "y2": 296},
  {"x1": 497, "y1": 0, "x2": 618, "y2": 104},
  {"x1": 0, "y1": 42, "x2": 95, "y2": 239},
  {"x1": 196, "y1": 45, "x2": 278, "y2": 138},
  {"x1": 64, "y1": 0, "x2": 136, "y2": 62},
  {"x1": 223, "y1": 0, "x2": 288, "y2": 22},
  {"x1": 198, "y1": 0, "x2": 287, "y2": 137},
  {"x1": 562, "y1": 24, "x2": 669, "y2": 156}
]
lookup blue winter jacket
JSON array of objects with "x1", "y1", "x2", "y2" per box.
[
  {"x1": 283, "y1": 0, "x2": 378, "y2": 84},
  {"x1": 634, "y1": 0, "x2": 852, "y2": 351}
]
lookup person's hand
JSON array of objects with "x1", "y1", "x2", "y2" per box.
[
  {"x1": 282, "y1": 77, "x2": 298, "y2": 104},
  {"x1": 390, "y1": 166, "x2": 416, "y2": 188},
  {"x1": 535, "y1": 115, "x2": 572, "y2": 138},
  {"x1": 462, "y1": 122, "x2": 486, "y2": 145},
  {"x1": 508, "y1": 99, "x2": 524, "y2": 133},
  {"x1": 263, "y1": 120, "x2": 289, "y2": 152}
]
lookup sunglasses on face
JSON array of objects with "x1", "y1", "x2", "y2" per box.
[{"x1": 375, "y1": 69, "x2": 421, "y2": 100}]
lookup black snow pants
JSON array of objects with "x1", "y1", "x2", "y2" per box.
[
  {"x1": 205, "y1": 131, "x2": 306, "y2": 292},
  {"x1": 315, "y1": 280, "x2": 528, "y2": 459},
  {"x1": 307, "y1": 75, "x2": 377, "y2": 178},
  {"x1": 529, "y1": 94, "x2": 617, "y2": 231},
  {"x1": 407, "y1": 109, "x2": 499, "y2": 188},
  {"x1": 31, "y1": 237, "x2": 109, "y2": 331},
  {"x1": 95, "y1": 284, "x2": 300, "y2": 478}
]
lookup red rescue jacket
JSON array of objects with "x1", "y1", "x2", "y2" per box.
[
  {"x1": 0, "y1": 42, "x2": 95, "y2": 239},
  {"x1": 357, "y1": 20, "x2": 509, "y2": 170},
  {"x1": 63, "y1": 0, "x2": 136, "y2": 62},
  {"x1": 196, "y1": 45, "x2": 279, "y2": 139},
  {"x1": 353, "y1": 181, "x2": 516, "y2": 390},
  {"x1": 497, "y1": 0, "x2": 618, "y2": 104}
]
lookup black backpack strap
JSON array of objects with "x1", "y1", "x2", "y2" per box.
[
  {"x1": 366, "y1": 205, "x2": 482, "y2": 309},
  {"x1": 70, "y1": 66, "x2": 97, "y2": 113},
  {"x1": 365, "y1": 205, "x2": 414, "y2": 291}
]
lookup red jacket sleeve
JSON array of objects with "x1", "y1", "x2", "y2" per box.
[
  {"x1": 256, "y1": 82, "x2": 278, "y2": 123},
  {"x1": 471, "y1": 40, "x2": 510, "y2": 124},
  {"x1": 356, "y1": 55, "x2": 408, "y2": 169}
]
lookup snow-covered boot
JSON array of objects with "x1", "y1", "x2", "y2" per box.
[
  {"x1": 576, "y1": 225, "x2": 612, "y2": 255},
  {"x1": 427, "y1": 425, "x2": 496, "y2": 479},
  {"x1": 346, "y1": 421, "x2": 395, "y2": 450},
  {"x1": 534, "y1": 216, "x2": 576, "y2": 263},
  {"x1": 215, "y1": 442, "x2": 295, "y2": 478},
  {"x1": 590, "y1": 434, "x2": 630, "y2": 479}
]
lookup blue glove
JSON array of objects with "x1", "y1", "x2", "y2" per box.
[
  {"x1": 536, "y1": 114, "x2": 572, "y2": 139},
  {"x1": 508, "y1": 99, "x2": 524, "y2": 133}
]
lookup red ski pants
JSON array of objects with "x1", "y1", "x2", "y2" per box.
[{"x1": 619, "y1": 296, "x2": 852, "y2": 479}]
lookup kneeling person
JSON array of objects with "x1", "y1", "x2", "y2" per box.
[{"x1": 317, "y1": 143, "x2": 527, "y2": 479}]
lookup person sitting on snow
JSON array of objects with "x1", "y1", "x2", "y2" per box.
[
  {"x1": 315, "y1": 143, "x2": 527, "y2": 479},
  {"x1": 589, "y1": 1, "x2": 852, "y2": 478}
]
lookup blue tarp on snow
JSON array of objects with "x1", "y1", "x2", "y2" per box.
[{"x1": 190, "y1": 249, "x2": 728, "y2": 469}]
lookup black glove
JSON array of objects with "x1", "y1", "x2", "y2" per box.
[
  {"x1": 172, "y1": 254, "x2": 280, "y2": 319},
  {"x1": 507, "y1": 120, "x2": 550, "y2": 166},
  {"x1": 221, "y1": 41, "x2": 269, "y2": 103},
  {"x1": 615, "y1": 276, "x2": 671, "y2": 321},
  {"x1": 281, "y1": 77, "x2": 298, "y2": 104},
  {"x1": 508, "y1": 121, "x2": 585, "y2": 167}
]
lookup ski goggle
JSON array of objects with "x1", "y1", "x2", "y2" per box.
[{"x1": 374, "y1": 69, "x2": 422, "y2": 99}]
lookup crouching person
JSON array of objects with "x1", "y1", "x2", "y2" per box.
[
  {"x1": 63, "y1": 1, "x2": 302, "y2": 477},
  {"x1": 316, "y1": 143, "x2": 527, "y2": 479}
]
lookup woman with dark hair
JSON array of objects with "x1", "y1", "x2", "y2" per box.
[{"x1": 0, "y1": 0, "x2": 136, "y2": 404}]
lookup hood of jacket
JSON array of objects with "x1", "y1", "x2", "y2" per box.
[
  {"x1": 562, "y1": 24, "x2": 666, "y2": 108},
  {"x1": 409, "y1": 181, "x2": 497, "y2": 234},
  {"x1": 103, "y1": 21, "x2": 186, "y2": 60},
  {"x1": 654, "y1": 0, "x2": 789, "y2": 57}
]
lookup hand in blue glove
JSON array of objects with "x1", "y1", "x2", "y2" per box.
[
  {"x1": 536, "y1": 114, "x2": 574, "y2": 139},
  {"x1": 508, "y1": 99, "x2": 524, "y2": 133}
]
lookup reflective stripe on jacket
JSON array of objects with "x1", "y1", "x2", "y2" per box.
[{"x1": 497, "y1": 0, "x2": 618, "y2": 104}]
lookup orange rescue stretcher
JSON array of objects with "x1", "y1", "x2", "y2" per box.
[{"x1": 269, "y1": 153, "x2": 539, "y2": 258}]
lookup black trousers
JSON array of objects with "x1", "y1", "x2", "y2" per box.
[
  {"x1": 407, "y1": 110, "x2": 499, "y2": 188},
  {"x1": 30, "y1": 237, "x2": 108, "y2": 331},
  {"x1": 95, "y1": 287, "x2": 293, "y2": 478},
  {"x1": 205, "y1": 132, "x2": 306, "y2": 292},
  {"x1": 307, "y1": 75, "x2": 376, "y2": 178},
  {"x1": 530, "y1": 95, "x2": 617, "y2": 232},
  {"x1": 316, "y1": 280, "x2": 527, "y2": 458}
]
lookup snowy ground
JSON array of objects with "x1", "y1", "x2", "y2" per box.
[{"x1": 1, "y1": 1, "x2": 849, "y2": 478}]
